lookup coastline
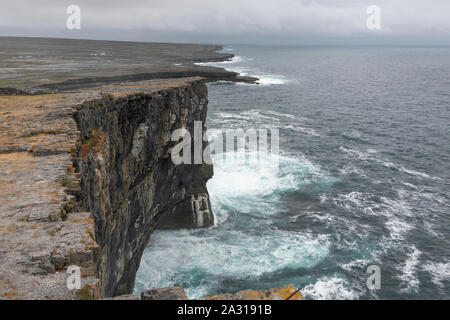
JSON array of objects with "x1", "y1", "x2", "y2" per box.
[
  {"x1": 0, "y1": 37, "x2": 263, "y2": 299},
  {"x1": 0, "y1": 37, "x2": 257, "y2": 94}
]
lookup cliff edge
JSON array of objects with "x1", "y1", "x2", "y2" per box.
[
  {"x1": 0, "y1": 77, "x2": 214, "y2": 299},
  {"x1": 0, "y1": 38, "x2": 254, "y2": 299},
  {"x1": 74, "y1": 78, "x2": 214, "y2": 297}
]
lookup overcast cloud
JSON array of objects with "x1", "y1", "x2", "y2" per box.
[{"x1": 1, "y1": 0, "x2": 449, "y2": 45}]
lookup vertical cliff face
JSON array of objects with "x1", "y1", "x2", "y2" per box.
[{"x1": 73, "y1": 80, "x2": 214, "y2": 297}]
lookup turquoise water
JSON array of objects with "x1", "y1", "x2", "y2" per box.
[{"x1": 135, "y1": 46, "x2": 450, "y2": 299}]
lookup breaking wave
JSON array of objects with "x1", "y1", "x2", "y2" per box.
[
  {"x1": 302, "y1": 275, "x2": 361, "y2": 300},
  {"x1": 135, "y1": 151, "x2": 335, "y2": 298}
]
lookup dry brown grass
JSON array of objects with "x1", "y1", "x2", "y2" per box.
[
  {"x1": 81, "y1": 128, "x2": 106, "y2": 159},
  {"x1": 0, "y1": 225, "x2": 17, "y2": 234},
  {"x1": 69, "y1": 217, "x2": 94, "y2": 224},
  {"x1": 1, "y1": 291, "x2": 17, "y2": 297}
]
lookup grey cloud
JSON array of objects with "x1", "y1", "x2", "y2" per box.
[{"x1": 0, "y1": 0, "x2": 449, "y2": 44}]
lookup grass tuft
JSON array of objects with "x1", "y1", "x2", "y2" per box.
[
  {"x1": 61, "y1": 178, "x2": 76, "y2": 187},
  {"x1": 81, "y1": 128, "x2": 106, "y2": 159},
  {"x1": 76, "y1": 285, "x2": 93, "y2": 300}
]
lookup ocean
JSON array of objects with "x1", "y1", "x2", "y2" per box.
[{"x1": 135, "y1": 45, "x2": 450, "y2": 299}]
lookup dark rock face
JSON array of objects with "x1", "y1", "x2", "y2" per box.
[{"x1": 73, "y1": 80, "x2": 214, "y2": 297}]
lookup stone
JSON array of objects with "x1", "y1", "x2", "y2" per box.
[
  {"x1": 69, "y1": 250, "x2": 94, "y2": 268},
  {"x1": 131, "y1": 124, "x2": 149, "y2": 159},
  {"x1": 202, "y1": 286, "x2": 303, "y2": 300},
  {"x1": 141, "y1": 286, "x2": 188, "y2": 300},
  {"x1": 50, "y1": 253, "x2": 69, "y2": 270},
  {"x1": 40, "y1": 263, "x2": 56, "y2": 274},
  {"x1": 48, "y1": 212, "x2": 60, "y2": 222}
]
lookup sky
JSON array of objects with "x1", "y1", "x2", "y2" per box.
[{"x1": 1, "y1": 0, "x2": 450, "y2": 45}]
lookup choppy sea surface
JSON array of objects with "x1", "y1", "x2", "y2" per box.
[{"x1": 135, "y1": 45, "x2": 450, "y2": 299}]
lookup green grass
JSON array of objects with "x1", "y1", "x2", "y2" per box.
[
  {"x1": 76, "y1": 286, "x2": 93, "y2": 300},
  {"x1": 61, "y1": 178, "x2": 76, "y2": 187}
]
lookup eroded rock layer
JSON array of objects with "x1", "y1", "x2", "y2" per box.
[
  {"x1": 0, "y1": 77, "x2": 214, "y2": 299},
  {"x1": 73, "y1": 79, "x2": 214, "y2": 297}
]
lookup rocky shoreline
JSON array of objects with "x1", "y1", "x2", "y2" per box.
[
  {"x1": 0, "y1": 76, "x2": 214, "y2": 299},
  {"x1": 0, "y1": 37, "x2": 257, "y2": 95},
  {"x1": 0, "y1": 37, "x2": 299, "y2": 300}
]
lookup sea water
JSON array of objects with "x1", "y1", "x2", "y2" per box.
[{"x1": 135, "y1": 45, "x2": 450, "y2": 299}]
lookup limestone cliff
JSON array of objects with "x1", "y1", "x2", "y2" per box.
[
  {"x1": 0, "y1": 77, "x2": 214, "y2": 299},
  {"x1": 0, "y1": 38, "x2": 252, "y2": 300},
  {"x1": 73, "y1": 79, "x2": 214, "y2": 297}
]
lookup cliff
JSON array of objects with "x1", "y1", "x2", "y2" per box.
[
  {"x1": 0, "y1": 37, "x2": 257, "y2": 93},
  {"x1": 0, "y1": 38, "x2": 257, "y2": 300},
  {"x1": 73, "y1": 79, "x2": 214, "y2": 297},
  {"x1": 0, "y1": 76, "x2": 215, "y2": 299}
]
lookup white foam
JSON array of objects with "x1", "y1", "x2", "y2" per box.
[
  {"x1": 385, "y1": 218, "x2": 414, "y2": 242},
  {"x1": 331, "y1": 190, "x2": 417, "y2": 252},
  {"x1": 397, "y1": 186, "x2": 450, "y2": 209},
  {"x1": 284, "y1": 124, "x2": 319, "y2": 136},
  {"x1": 333, "y1": 191, "x2": 381, "y2": 216},
  {"x1": 398, "y1": 166, "x2": 443, "y2": 181},
  {"x1": 195, "y1": 56, "x2": 257, "y2": 80},
  {"x1": 215, "y1": 110, "x2": 281, "y2": 123},
  {"x1": 401, "y1": 181, "x2": 419, "y2": 189},
  {"x1": 342, "y1": 130, "x2": 363, "y2": 140},
  {"x1": 338, "y1": 146, "x2": 443, "y2": 181},
  {"x1": 338, "y1": 165, "x2": 366, "y2": 176},
  {"x1": 208, "y1": 151, "x2": 332, "y2": 203},
  {"x1": 302, "y1": 276, "x2": 360, "y2": 300},
  {"x1": 338, "y1": 146, "x2": 373, "y2": 161},
  {"x1": 239, "y1": 110, "x2": 279, "y2": 121},
  {"x1": 379, "y1": 195, "x2": 413, "y2": 218},
  {"x1": 264, "y1": 110, "x2": 297, "y2": 120},
  {"x1": 423, "y1": 221, "x2": 444, "y2": 239},
  {"x1": 136, "y1": 228, "x2": 330, "y2": 298},
  {"x1": 194, "y1": 55, "x2": 246, "y2": 67},
  {"x1": 399, "y1": 246, "x2": 422, "y2": 293},
  {"x1": 422, "y1": 261, "x2": 450, "y2": 288},
  {"x1": 135, "y1": 150, "x2": 334, "y2": 298},
  {"x1": 341, "y1": 259, "x2": 371, "y2": 272},
  {"x1": 197, "y1": 52, "x2": 290, "y2": 86},
  {"x1": 213, "y1": 110, "x2": 317, "y2": 137},
  {"x1": 256, "y1": 74, "x2": 290, "y2": 85}
]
